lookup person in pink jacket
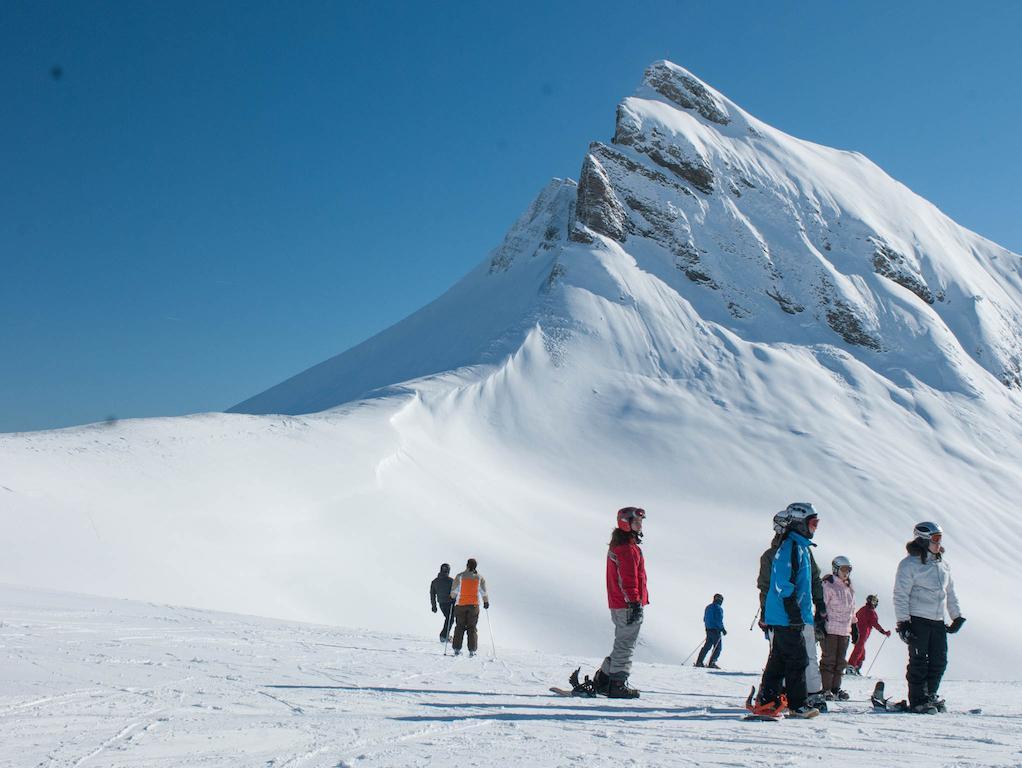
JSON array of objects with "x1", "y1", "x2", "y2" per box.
[
  {"x1": 819, "y1": 556, "x2": 856, "y2": 700},
  {"x1": 847, "y1": 595, "x2": 890, "y2": 673}
]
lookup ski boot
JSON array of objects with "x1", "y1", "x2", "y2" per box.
[
  {"x1": 591, "y1": 668, "x2": 611, "y2": 696},
  {"x1": 607, "y1": 677, "x2": 640, "y2": 699},
  {"x1": 708, "y1": 662, "x2": 721, "y2": 669},
  {"x1": 926, "y1": 694, "x2": 947, "y2": 713},
  {"x1": 910, "y1": 700, "x2": 938, "y2": 715},
  {"x1": 693, "y1": 661, "x2": 705, "y2": 667},
  {"x1": 469, "y1": 651, "x2": 477, "y2": 657},
  {"x1": 807, "y1": 691, "x2": 828, "y2": 713},
  {"x1": 788, "y1": 704, "x2": 820, "y2": 719},
  {"x1": 832, "y1": 688, "x2": 850, "y2": 701}
]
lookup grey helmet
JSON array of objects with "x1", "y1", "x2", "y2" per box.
[
  {"x1": 785, "y1": 502, "x2": 819, "y2": 538},
  {"x1": 913, "y1": 521, "x2": 943, "y2": 541},
  {"x1": 772, "y1": 508, "x2": 792, "y2": 535},
  {"x1": 831, "y1": 555, "x2": 852, "y2": 575}
]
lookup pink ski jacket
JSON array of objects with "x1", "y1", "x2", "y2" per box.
[{"x1": 822, "y1": 574, "x2": 856, "y2": 636}]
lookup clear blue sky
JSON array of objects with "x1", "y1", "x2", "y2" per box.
[{"x1": 3, "y1": 0, "x2": 1020, "y2": 432}]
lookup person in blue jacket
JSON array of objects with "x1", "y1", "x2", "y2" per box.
[
  {"x1": 694, "y1": 593, "x2": 726, "y2": 668},
  {"x1": 751, "y1": 503, "x2": 821, "y2": 719}
]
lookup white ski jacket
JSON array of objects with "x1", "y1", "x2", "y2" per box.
[{"x1": 893, "y1": 545, "x2": 961, "y2": 623}]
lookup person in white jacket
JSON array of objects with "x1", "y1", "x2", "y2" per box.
[{"x1": 892, "y1": 522, "x2": 965, "y2": 713}]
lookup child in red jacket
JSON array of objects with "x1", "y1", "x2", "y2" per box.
[{"x1": 847, "y1": 594, "x2": 890, "y2": 673}]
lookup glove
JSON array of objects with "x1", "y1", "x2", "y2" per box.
[
  {"x1": 883, "y1": 629, "x2": 891, "y2": 637},
  {"x1": 813, "y1": 608, "x2": 827, "y2": 642},
  {"x1": 431, "y1": 605, "x2": 437, "y2": 613},
  {"x1": 757, "y1": 620, "x2": 768, "y2": 632},
  {"x1": 851, "y1": 624, "x2": 859, "y2": 644},
  {"x1": 784, "y1": 596, "x2": 803, "y2": 626},
  {"x1": 626, "y1": 602, "x2": 643, "y2": 625},
  {"x1": 483, "y1": 601, "x2": 489, "y2": 610},
  {"x1": 896, "y1": 620, "x2": 913, "y2": 644},
  {"x1": 946, "y1": 616, "x2": 965, "y2": 634},
  {"x1": 721, "y1": 628, "x2": 727, "y2": 636}
]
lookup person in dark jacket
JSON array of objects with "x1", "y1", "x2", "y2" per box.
[
  {"x1": 429, "y1": 563, "x2": 454, "y2": 642},
  {"x1": 592, "y1": 506, "x2": 648, "y2": 699},
  {"x1": 752, "y1": 503, "x2": 821, "y2": 719},
  {"x1": 757, "y1": 506, "x2": 828, "y2": 710},
  {"x1": 695, "y1": 594, "x2": 726, "y2": 668}
]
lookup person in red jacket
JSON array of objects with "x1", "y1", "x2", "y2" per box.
[
  {"x1": 846, "y1": 594, "x2": 890, "y2": 674},
  {"x1": 592, "y1": 506, "x2": 649, "y2": 699}
]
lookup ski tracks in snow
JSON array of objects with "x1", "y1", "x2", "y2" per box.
[{"x1": 2, "y1": 584, "x2": 1021, "y2": 767}]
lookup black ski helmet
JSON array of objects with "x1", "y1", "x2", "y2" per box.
[
  {"x1": 867, "y1": 594, "x2": 879, "y2": 608},
  {"x1": 713, "y1": 593, "x2": 724, "y2": 604},
  {"x1": 439, "y1": 563, "x2": 450, "y2": 575}
]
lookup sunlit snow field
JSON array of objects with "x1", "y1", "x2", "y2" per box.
[{"x1": 2, "y1": 585, "x2": 1020, "y2": 768}]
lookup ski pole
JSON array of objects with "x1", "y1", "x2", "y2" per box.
[
  {"x1": 749, "y1": 607, "x2": 760, "y2": 631},
  {"x1": 484, "y1": 606, "x2": 496, "y2": 658},
  {"x1": 681, "y1": 639, "x2": 703, "y2": 665},
  {"x1": 444, "y1": 606, "x2": 454, "y2": 656},
  {"x1": 865, "y1": 634, "x2": 888, "y2": 676}
]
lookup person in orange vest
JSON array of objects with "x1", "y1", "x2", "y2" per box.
[{"x1": 450, "y1": 558, "x2": 489, "y2": 657}]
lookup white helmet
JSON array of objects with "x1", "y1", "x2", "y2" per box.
[
  {"x1": 913, "y1": 521, "x2": 943, "y2": 541},
  {"x1": 831, "y1": 555, "x2": 852, "y2": 575}
]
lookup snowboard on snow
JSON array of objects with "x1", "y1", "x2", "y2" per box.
[
  {"x1": 743, "y1": 686, "x2": 783, "y2": 721},
  {"x1": 549, "y1": 667, "x2": 598, "y2": 698},
  {"x1": 870, "y1": 681, "x2": 981, "y2": 715}
]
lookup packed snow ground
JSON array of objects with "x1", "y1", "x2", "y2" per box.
[{"x1": 2, "y1": 585, "x2": 1019, "y2": 768}]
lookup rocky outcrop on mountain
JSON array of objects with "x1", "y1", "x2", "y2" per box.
[{"x1": 232, "y1": 60, "x2": 1022, "y2": 417}]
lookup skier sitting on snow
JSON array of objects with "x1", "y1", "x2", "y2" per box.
[
  {"x1": 591, "y1": 506, "x2": 648, "y2": 699},
  {"x1": 757, "y1": 504, "x2": 828, "y2": 711},
  {"x1": 819, "y1": 556, "x2": 855, "y2": 701},
  {"x1": 694, "y1": 593, "x2": 725, "y2": 668},
  {"x1": 892, "y1": 522, "x2": 965, "y2": 714},
  {"x1": 846, "y1": 595, "x2": 889, "y2": 674},
  {"x1": 430, "y1": 563, "x2": 455, "y2": 642},
  {"x1": 753, "y1": 503, "x2": 821, "y2": 719},
  {"x1": 449, "y1": 558, "x2": 489, "y2": 657}
]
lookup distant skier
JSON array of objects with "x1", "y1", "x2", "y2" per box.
[
  {"x1": 429, "y1": 563, "x2": 454, "y2": 642},
  {"x1": 751, "y1": 503, "x2": 820, "y2": 719},
  {"x1": 591, "y1": 506, "x2": 648, "y2": 699},
  {"x1": 757, "y1": 504, "x2": 828, "y2": 711},
  {"x1": 892, "y1": 522, "x2": 965, "y2": 713},
  {"x1": 846, "y1": 595, "x2": 889, "y2": 674},
  {"x1": 450, "y1": 558, "x2": 489, "y2": 657},
  {"x1": 819, "y1": 556, "x2": 855, "y2": 700},
  {"x1": 694, "y1": 593, "x2": 726, "y2": 668}
]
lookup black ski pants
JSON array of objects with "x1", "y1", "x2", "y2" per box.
[
  {"x1": 438, "y1": 601, "x2": 454, "y2": 639},
  {"x1": 452, "y1": 604, "x2": 480, "y2": 652},
  {"x1": 906, "y1": 615, "x2": 948, "y2": 706},
  {"x1": 760, "y1": 625, "x2": 808, "y2": 709},
  {"x1": 696, "y1": 628, "x2": 723, "y2": 665}
]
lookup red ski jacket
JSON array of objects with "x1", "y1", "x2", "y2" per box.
[
  {"x1": 606, "y1": 540, "x2": 649, "y2": 609},
  {"x1": 854, "y1": 604, "x2": 887, "y2": 638}
]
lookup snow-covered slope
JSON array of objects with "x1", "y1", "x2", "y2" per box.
[
  {"x1": 2, "y1": 62, "x2": 1021, "y2": 681},
  {"x1": 4, "y1": 584, "x2": 1021, "y2": 768}
]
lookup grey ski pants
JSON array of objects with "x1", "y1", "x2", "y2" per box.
[
  {"x1": 802, "y1": 623, "x2": 823, "y2": 695},
  {"x1": 600, "y1": 607, "x2": 643, "y2": 680}
]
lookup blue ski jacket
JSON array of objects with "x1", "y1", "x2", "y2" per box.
[
  {"x1": 764, "y1": 531, "x2": 815, "y2": 627},
  {"x1": 703, "y1": 602, "x2": 724, "y2": 630}
]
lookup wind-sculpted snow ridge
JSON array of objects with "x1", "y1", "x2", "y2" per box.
[{"x1": 3, "y1": 584, "x2": 1021, "y2": 768}]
